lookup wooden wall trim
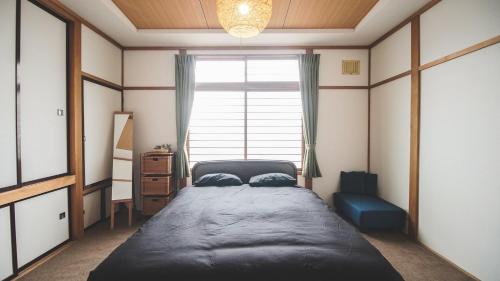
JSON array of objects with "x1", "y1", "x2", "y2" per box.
[
  {"x1": 367, "y1": 48, "x2": 371, "y2": 172},
  {"x1": 124, "y1": 86, "x2": 176, "y2": 91},
  {"x1": 369, "y1": 71, "x2": 411, "y2": 88},
  {"x1": 82, "y1": 72, "x2": 123, "y2": 91},
  {"x1": 0, "y1": 175, "x2": 76, "y2": 206},
  {"x1": 124, "y1": 86, "x2": 369, "y2": 91},
  {"x1": 304, "y1": 178, "x2": 312, "y2": 189},
  {"x1": 123, "y1": 45, "x2": 369, "y2": 51},
  {"x1": 83, "y1": 178, "x2": 112, "y2": 195},
  {"x1": 39, "y1": 0, "x2": 122, "y2": 49},
  {"x1": 419, "y1": 35, "x2": 500, "y2": 71},
  {"x1": 9, "y1": 204, "x2": 18, "y2": 278},
  {"x1": 319, "y1": 86, "x2": 369, "y2": 90},
  {"x1": 15, "y1": 0, "x2": 22, "y2": 188},
  {"x1": 369, "y1": 0, "x2": 441, "y2": 48},
  {"x1": 408, "y1": 16, "x2": 421, "y2": 240},
  {"x1": 68, "y1": 21, "x2": 84, "y2": 239},
  {"x1": 121, "y1": 49, "x2": 124, "y2": 110}
]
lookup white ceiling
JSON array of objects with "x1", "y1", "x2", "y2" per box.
[{"x1": 59, "y1": 0, "x2": 429, "y2": 47}]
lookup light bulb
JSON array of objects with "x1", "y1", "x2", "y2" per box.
[{"x1": 239, "y1": 3, "x2": 250, "y2": 15}]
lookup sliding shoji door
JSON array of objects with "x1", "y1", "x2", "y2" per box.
[
  {"x1": 15, "y1": 188, "x2": 69, "y2": 267},
  {"x1": 83, "y1": 81, "x2": 122, "y2": 186},
  {"x1": 0, "y1": 0, "x2": 17, "y2": 190},
  {"x1": 20, "y1": 0, "x2": 68, "y2": 183},
  {"x1": 0, "y1": 206, "x2": 13, "y2": 280},
  {"x1": 82, "y1": 82, "x2": 121, "y2": 228}
]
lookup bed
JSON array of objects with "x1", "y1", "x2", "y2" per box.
[{"x1": 88, "y1": 160, "x2": 403, "y2": 281}]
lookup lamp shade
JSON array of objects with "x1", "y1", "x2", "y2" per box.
[{"x1": 216, "y1": 0, "x2": 272, "y2": 38}]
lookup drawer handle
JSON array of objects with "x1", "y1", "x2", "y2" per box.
[
  {"x1": 152, "y1": 157, "x2": 158, "y2": 161},
  {"x1": 152, "y1": 199, "x2": 160, "y2": 202},
  {"x1": 152, "y1": 178, "x2": 158, "y2": 182}
]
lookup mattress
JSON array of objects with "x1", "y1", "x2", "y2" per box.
[{"x1": 88, "y1": 185, "x2": 403, "y2": 281}]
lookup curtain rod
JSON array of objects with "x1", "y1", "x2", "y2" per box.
[{"x1": 193, "y1": 54, "x2": 300, "y2": 60}]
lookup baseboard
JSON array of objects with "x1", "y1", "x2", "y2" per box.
[{"x1": 416, "y1": 241, "x2": 480, "y2": 281}]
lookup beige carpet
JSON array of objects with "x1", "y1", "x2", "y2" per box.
[{"x1": 17, "y1": 212, "x2": 474, "y2": 281}]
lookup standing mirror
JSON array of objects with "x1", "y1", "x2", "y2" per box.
[{"x1": 111, "y1": 112, "x2": 134, "y2": 229}]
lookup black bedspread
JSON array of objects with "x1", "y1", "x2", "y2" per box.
[{"x1": 88, "y1": 185, "x2": 403, "y2": 281}]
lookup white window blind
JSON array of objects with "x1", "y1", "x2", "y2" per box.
[
  {"x1": 247, "y1": 91, "x2": 302, "y2": 168},
  {"x1": 189, "y1": 58, "x2": 303, "y2": 169},
  {"x1": 189, "y1": 91, "x2": 245, "y2": 163}
]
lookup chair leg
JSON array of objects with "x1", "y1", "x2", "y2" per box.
[
  {"x1": 128, "y1": 201, "x2": 133, "y2": 227},
  {"x1": 110, "y1": 202, "x2": 115, "y2": 230}
]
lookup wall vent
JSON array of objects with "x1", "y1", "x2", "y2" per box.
[{"x1": 342, "y1": 60, "x2": 360, "y2": 75}]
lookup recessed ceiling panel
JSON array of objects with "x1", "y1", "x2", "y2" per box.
[
  {"x1": 113, "y1": 0, "x2": 379, "y2": 30},
  {"x1": 112, "y1": 0, "x2": 208, "y2": 29},
  {"x1": 284, "y1": 0, "x2": 379, "y2": 29}
]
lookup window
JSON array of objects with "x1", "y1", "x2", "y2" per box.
[{"x1": 189, "y1": 57, "x2": 303, "y2": 169}]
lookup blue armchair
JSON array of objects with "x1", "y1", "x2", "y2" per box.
[{"x1": 333, "y1": 171, "x2": 406, "y2": 232}]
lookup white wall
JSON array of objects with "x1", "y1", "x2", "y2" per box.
[
  {"x1": 82, "y1": 25, "x2": 122, "y2": 85},
  {"x1": 314, "y1": 50, "x2": 369, "y2": 204},
  {"x1": 124, "y1": 90, "x2": 177, "y2": 208},
  {"x1": 315, "y1": 49, "x2": 368, "y2": 86},
  {"x1": 81, "y1": 25, "x2": 122, "y2": 228},
  {"x1": 370, "y1": 77, "x2": 410, "y2": 211},
  {"x1": 15, "y1": 188, "x2": 69, "y2": 267},
  {"x1": 367, "y1": 1, "x2": 500, "y2": 279},
  {"x1": 420, "y1": 0, "x2": 500, "y2": 65},
  {"x1": 0, "y1": 0, "x2": 17, "y2": 189},
  {"x1": 83, "y1": 190, "x2": 101, "y2": 228},
  {"x1": 124, "y1": 50, "x2": 177, "y2": 87},
  {"x1": 417, "y1": 2, "x2": 500, "y2": 280},
  {"x1": 314, "y1": 89, "x2": 368, "y2": 204},
  {"x1": 419, "y1": 7, "x2": 500, "y2": 278},
  {"x1": 83, "y1": 81, "x2": 122, "y2": 185},
  {"x1": 0, "y1": 206, "x2": 12, "y2": 280},
  {"x1": 370, "y1": 23, "x2": 411, "y2": 84},
  {"x1": 368, "y1": 18, "x2": 412, "y2": 213},
  {"x1": 123, "y1": 50, "x2": 177, "y2": 208},
  {"x1": 20, "y1": 0, "x2": 68, "y2": 183}
]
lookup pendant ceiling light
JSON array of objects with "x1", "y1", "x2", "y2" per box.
[{"x1": 216, "y1": 0, "x2": 272, "y2": 39}]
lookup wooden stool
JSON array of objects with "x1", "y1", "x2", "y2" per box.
[{"x1": 110, "y1": 199, "x2": 133, "y2": 229}]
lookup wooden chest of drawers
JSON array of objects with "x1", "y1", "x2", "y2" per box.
[
  {"x1": 142, "y1": 176, "x2": 173, "y2": 195},
  {"x1": 142, "y1": 155, "x2": 172, "y2": 175},
  {"x1": 141, "y1": 151, "x2": 175, "y2": 216},
  {"x1": 142, "y1": 196, "x2": 170, "y2": 215}
]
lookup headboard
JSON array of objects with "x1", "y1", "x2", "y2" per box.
[{"x1": 191, "y1": 160, "x2": 297, "y2": 184}]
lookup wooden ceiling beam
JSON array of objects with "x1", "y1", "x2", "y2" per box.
[{"x1": 122, "y1": 45, "x2": 369, "y2": 51}]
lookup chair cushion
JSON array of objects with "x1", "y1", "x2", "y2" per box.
[
  {"x1": 334, "y1": 192, "x2": 406, "y2": 231},
  {"x1": 340, "y1": 171, "x2": 366, "y2": 194}
]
